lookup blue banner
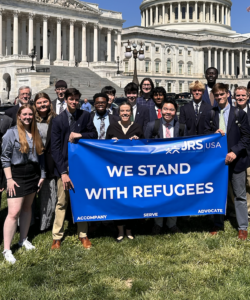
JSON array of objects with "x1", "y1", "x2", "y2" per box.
[{"x1": 68, "y1": 135, "x2": 228, "y2": 222}]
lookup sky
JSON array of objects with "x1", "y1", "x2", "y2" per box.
[{"x1": 86, "y1": 0, "x2": 250, "y2": 34}]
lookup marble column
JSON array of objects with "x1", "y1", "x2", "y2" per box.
[
  {"x1": 75, "y1": 26, "x2": 79, "y2": 61},
  {"x1": 231, "y1": 50, "x2": 234, "y2": 76},
  {"x1": 40, "y1": 15, "x2": 50, "y2": 65},
  {"x1": 239, "y1": 49, "x2": 243, "y2": 77},
  {"x1": 117, "y1": 30, "x2": 121, "y2": 59},
  {"x1": 0, "y1": 9, "x2": 2, "y2": 56},
  {"x1": 36, "y1": 22, "x2": 40, "y2": 61},
  {"x1": 170, "y1": 3, "x2": 173, "y2": 23},
  {"x1": 62, "y1": 24, "x2": 66, "y2": 60},
  {"x1": 178, "y1": 2, "x2": 181, "y2": 22},
  {"x1": 221, "y1": 6, "x2": 224, "y2": 24},
  {"x1": 6, "y1": 17, "x2": 11, "y2": 55},
  {"x1": 226, "y1": 50, "x2": 229, "y2": 76},
  {"x1": 13, "y1": 11, "x2": 19, "y2": 55},
  {"x1": 208, "y1": 47, "x2": 211, "y2": 68},
  {"x1": 28, "y1": 13, "x2": 34, "y2": 53},
  {"x1": 214, "y1": 48, "x2": 217, "y2": 69},
  {"x1": 142, "y1": 10, "x2": 145, "y2": 27},
  {"x1": 107, "y1": 28, "x2": 112, "y2": 62},
  {"x1": 93, "y1": 24, "x2": 98, "y2": 62},
  {"x1": 156, "y1": 5, "x2": 159, "y2": 24},
  {"x1": 150, "y1": 7, "x2": 153, "y2": 26},
  {"x1": 21, "y1": 18, "x2": 26, "y2": 55},
  {"x1": 79, "y1": 21, "x2": 87, "y2": 66},
  {"x1": 186, "y1": 2, "x2": 189, "y2": 22},
  {"x1": 245, "y1": 50, "x2": 248, "y2": 77},
  {"x1": 210, "y1": 3, "x2": 213, "y2": 23},
  {"x1": 220, "y1": 49, "x2": 224, "y2": 76},
  {"x1": 54, "y1": 17, "x2": 63, "y2": 65},
  {"x1": 203, "y1": 2, "x2": 206, "y2": 22},
  {"x1": 194, "y1": 2, "x2": 198, "y2": 22},
  {"x1": 225, "y1": 6, "x2": 228, "y2": 25},
  {"x1": 216, "y1": 4, "x2": 219, "y2": 23},
  {"x1": 69, "y1": 19, "x2": 75, "y2": 66},
  {"x1": 146, "y1": 9, "x2": 149, "y2": 27},
  {"x1": 228, "y1": 9, "x2": 231, "y2": 26},
  {"x1": 162, "y1": 4, "x2": 165, "y2": 24}
]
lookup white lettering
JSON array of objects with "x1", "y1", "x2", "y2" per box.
[
  {"x1": 180, "y1": 163, "x2": 191, "y2": 174},
  {"x1": 147, "y1": 165, "x2": 156, "y2": 175},
  {"x1": 117, "y1": 187, "x2": 128, "y2": 199},
  {"x1": 144, "y1": 185, "x2": 153, "y2": 197},
  {"x1": 186, "y1": 184, "x2": 195, "y2": 195},
  {"x1": 154, "y1": 185, "x2": 162, "y2": 197},
  {"x1": 106, "y1": 166, "x2": 123, "y2": 177},
  {"x1": 124, "y1": 166, "x2": 133, "y2": 176},
  {"x1": 156, "y1": 165, "x2": 167, "y2": 175},
  {"x1": 163, "y1": 185, "x2": 173, "y2": 196},
  {"x1": 168, "y1": 164, "x2": 178, "y2": 174},
  {"x1": 138, "y1": 165, "x2": 147, "y2": 176},
  {"x1": 107, "y1": 187, "x2": 116, "y2": 199},
  {"x1": 175, "y1": 184, "x2": 185, "y2": 196},
  {"x1": 133, "y1": 186, "x2": 143, "y2": 198},
  {"x1": 196, "y1": 140, "x2": 203, "y2": 150},
  {"x1": 196, "y1": 183, "x2": 205, "y2": 194},
  {"x1": 205, "y1": 182, "x2": 214, "y2": 194},
  {"x1": 85, "y1": 188, "x2": 102, "y2": 200}
]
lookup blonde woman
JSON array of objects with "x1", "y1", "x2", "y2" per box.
[{"x1": 1, "y1": 104, "x2": 45, "y2": 264}]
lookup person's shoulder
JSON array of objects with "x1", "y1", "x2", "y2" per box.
[
  {"x1": 5, "y1": 104, "x2": 18, "y2": 113},
  {"x1": 2, "y1": 114, "x2": 12, "y2": 123},
  {"x1": 4, "y1": 125, "x2": 17, "y2": 137}
]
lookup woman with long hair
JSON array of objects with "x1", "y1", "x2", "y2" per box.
[
  {"x1": 106, "y1": 102, "x2": 144, "y2": 242},
  {"x1": 1, "y1": 104, "x2": 45, "y2": 264},
  {"x1": 34, "y1": 92, "x2": 57, "y2": 231}
]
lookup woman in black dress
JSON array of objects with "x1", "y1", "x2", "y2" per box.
[
  {"x1": 1, "y1": 104, "x2": 45, "y2": 264},
  {"x1": 106, "y1": 102, "x2": 144, "y2": 242}
]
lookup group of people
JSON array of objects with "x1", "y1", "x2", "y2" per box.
[{"x1": 0, "y1": 66, "x2": 250, "y2": 265}]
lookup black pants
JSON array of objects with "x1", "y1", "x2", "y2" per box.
[{"x1": 114, "y1": 219, "x2": 135, "y2": 231}]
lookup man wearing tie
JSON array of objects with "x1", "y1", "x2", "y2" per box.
[
  {"x1": 202, "y1": 68, "x2": 232, "y2": 107},
  {"x1": 51, "y1": 80, "x2": 68, "y2": 115},
  {"x1": 204, "y1": 83, "x2": 250, "y2": 240},
  {"x1": 144, "y1": 99, "x2": 182, "y2": 234},
  {"x1": 179, "y1": 80, "x2": 211, "y2": 136},
  {"x1": 149, "y1": 87, "x2": 166, "y2": 122},
  {"x1": 51, "y1": 88, "x2": 98, "y2": 250},
  {"x1": 124, "y1": 82, "x2": 150, "y2": 132},
  {"x1": 90, "y1": 93, "x2": 120, "y2": 139}
]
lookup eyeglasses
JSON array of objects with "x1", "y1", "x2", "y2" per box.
[
  {"x1": 142, "y1": 84, "x2": 151, "y2": 87},
  {"x1": 56, "y1": 88, "x2": 66, "y2": 92},
  {"x1": 20, "y1": 93, "x2": 30, "y2": 96},
  {"x1": 214, "y1": 93, "x2": 226, "y2": 97}
]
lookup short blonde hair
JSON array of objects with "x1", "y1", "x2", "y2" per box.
[
  {"x1": 189, "y1": 80, "x2": 205, "y2": 91},
  {"x1": 234, "y1": 86, "x2": 249, "y2": 97}
]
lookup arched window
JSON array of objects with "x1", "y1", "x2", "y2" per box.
[
  {"x1": 145, "y1": 58, "x2": 151, "y2": 73},
  {"x1": 178, "y1": 61, "x2": 184, "y2": 75},
  {"x1": 155, "y1": 59, "x2": 161, "y2": 73},
  {"x1": 167, "y1": 59, "x2": 171, "y2": 74},
  {"x1": 187, "y1": 61, "x2": 193, "y2": 75}
]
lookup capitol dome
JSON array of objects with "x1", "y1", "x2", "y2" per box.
[{"x1": 140, "y1": 0, "x2": 236, "y2": 36}]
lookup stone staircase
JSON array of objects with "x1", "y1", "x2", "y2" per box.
[{"x1": 34, "y1": 65, "x2": 124, "y2": 100}]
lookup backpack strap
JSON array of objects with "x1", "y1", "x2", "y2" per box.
[{"x1": 152, "y1": 119, "x2": 161, "y2": 138}]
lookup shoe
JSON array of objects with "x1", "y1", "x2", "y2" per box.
[
  {"x1": 126, "y1": 235, "x2": 135, "y2": 240},
  {"x1": 238, "y1": 230, "x2": 248, "y2": 241},
  {"x1": 116, "y1": 236, "x2": 124, "y2": 243},
  {"x1": 169, "y1": 225, "x2": 182, "y2": 234},
  {"x1": 210, "y1": 226, "x2": 224, "y2": 236},
  {"x1": 151, "y1": 224, "x2": 162, "y2": 235},
  {"x1": 51, "y1": 240, "x2": 61, "y2": 250},
  {"x1": 79, "y1": 237, "x2": 92, "y2": 249},
  {"x1": 2, "y1": 250, "x2": 16, "y2": 264},
  {"x1": 18, "y1": 238, "x2": 35, "y2": 250}
]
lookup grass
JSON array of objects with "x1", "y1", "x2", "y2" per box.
[{"x1": 1, "y1": 192, "x2": 250, "y2": 300}]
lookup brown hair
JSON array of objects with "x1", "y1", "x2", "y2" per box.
[
  {"x1": 212, "y1": 83, "x2": 229, "y2": 95},
  {"x1": 34, "y1": 92, "x2": 56, "y2": 124},
  {"x1": 234, "y1": 86, "x2": 249, "y2": 97},
  {"x1": 17, "y1": 104, "x2": 44, "y2": 155}
]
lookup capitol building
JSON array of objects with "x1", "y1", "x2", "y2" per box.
[{"x1": 0, "y1": 0, "x2": 250, "y2": 100}]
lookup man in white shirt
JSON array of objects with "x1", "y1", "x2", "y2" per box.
[{"x1": 52, "y1": 80, "x2": 68, "y2": 115}]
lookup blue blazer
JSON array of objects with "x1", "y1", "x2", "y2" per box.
[
  {"x1": 51, "y1": 109, "x2": 98, "y2": 177},
  {"x1": 144, "y1": 118, "x2": 180, "y2": 139},
  {"x1": 204, "y1": 106, "x2": 250, "y2": 173},
  {"x1": 134, "y1": 104, "x2": 150, "y2": 132},
  {"x1": 179, "y1": 100, "x2": 211, "y2": 136},
  {"x1": 202, "y1": 84, "x2": 232, "y2": 107},
  {"x1": 149, "y1": 106, "x2": 178, "y2": 123}
]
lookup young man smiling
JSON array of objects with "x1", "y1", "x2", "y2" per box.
[
  {"x1": 51, "y1": 88, "x2": 98, "y2": 250},
  {"x1": 149, "y1": 87, "x2": 166, "y2": 122},
  {"x1": 204, "y1": 83, "x2": 250, "y2": 240}
]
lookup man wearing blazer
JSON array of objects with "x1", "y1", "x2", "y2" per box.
[
  {"x1": 90, "y1": 93, "x2": 120, "y2": 139},
  {"x1": 51, "y1": 88, "x2": 98, "y2": 250},
  {"x1": 124, "y1": 82, "x2": 150, "y2": 132},
  {"x1": 234, "y1": 86, "x2": 250, "y2": 220},
  {"x1": 51, "y1": 80, "x2": 68, "y2": 115},
  {"x1": 202, "y1": 67, "x2": 232, "y2": 107},
  {"x1": 204, "y1": 83, "x2": 250, "y2": 240},
  {"x1": 179, "y1": 80, "x2": 211, "y2": 136},
  {"x1": 149, "y1": 86, "x2": 166, "y2": 122},
  {"x1": 144, "y1": 98, "x2": 181, "y2": 234},
  {"x1": 5, "y1": 86, "x2": 31, "y2": 126}
]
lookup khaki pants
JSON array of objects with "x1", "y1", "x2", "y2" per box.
[
  {"x1": 52, "y1": 177, "x2": 88, "y2": 240},
  {"x1": 246, "y1": 167, "x2": 250, "y2": 215}
]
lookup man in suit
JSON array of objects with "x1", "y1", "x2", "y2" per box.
[
  {"x1": 179, "y1": 80, "x2": 211, "y2": 136},
  {"x1": 149, "y1": 87, "x2": 166, "y2": 122},
  {"x1": 91, "y1": 93, "x2": 120, "y2": 139},
  {"x1": 0, "y1": 114, "x2": 12, "y2": 208},
  {"x1": 124, "y1": 82, "x2": 150, "y2": 132},
  {"x1": 145, "y1": 99, "x2": 181, "y2": 234},
  {"x1": 5, "y1": 86, "x2": 31, "y2": 126},
  {"x1": 51, "y1": 88, "x2": 98, "y2": 250},
  {"x1": 51, "y1": 80, "x2": 68, "y2": 115},
  {"x1": 202, "y1": 67, "x2": 232, "y2": 107},
  {"x1": 204, "y1": 83, "x2": 250, "y2": 240},
  {"x1": 101, "y1": 86, "x2": 119, "y2": 116}
]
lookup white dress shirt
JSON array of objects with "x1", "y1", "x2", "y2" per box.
[
  {"x1": 162, "y1": 118, "x2": 174, "y2": 138},
  {"x1": 56, "y1": 99, "x2": 67, "y2": 115},
  {"x1": 132, "y1": 104, "x2": 137, "y2": 120},
  {"x1": 193, "y1": 100, "x2": 202, "y2": 112}
]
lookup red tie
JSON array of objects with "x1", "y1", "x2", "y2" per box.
[
  {"x1": 165, "y1": 124, "x2": 171, "y2": 138},
  {"x1": 157, "y1": 109, "x2": 162, "y2": 119}
]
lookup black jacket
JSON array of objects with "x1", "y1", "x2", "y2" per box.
[
  {"x1": 144, "y1": 118, "x2": 180, "y2": 139},
  {"x1": 5, "y1": 104, "x2": 19, "y2": 126},
  {"x1": 133, "y1": 104, "x2": 150, "y2": 133}
]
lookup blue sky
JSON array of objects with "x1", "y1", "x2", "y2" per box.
[{"x1": 86, "y1": 0, "x2": 250, "y2": 34}]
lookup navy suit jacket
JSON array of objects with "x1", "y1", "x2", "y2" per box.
[
  {"x1": 51, "y1": 109, "x2": 98, "y2": 177},
  {"x1": 204, "y1": 106, "x2": 250, "y2": 173},
  {"x1": 179, "y1": 100, "x2": 211, "y2": 136},
  {"x1": 144, "y1": 118, "x2": 180, "y2": 139},
  {"x1": 149, "y1": 106, "x2": 178, "y2": 123},
  {"x1": 134, "y1": 104, "x2": 150, "y2": 133},
  {"x1": 5, "y1": 104, "x2": 19, "y2": 126},
  {"x1": 202, "y1": 84, "x2": 232, "y2": 107}
]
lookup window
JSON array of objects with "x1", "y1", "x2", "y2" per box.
[
  {"x1": 125, "y1": 62, "x2": 129, "y2": 72},
  {"x1": 182, "y1": 7, "x2": 186, "y2": 19},
  {"x1": 188, "y1": 64, "x2": 192, "y2": 75},
  {"x1": 167, "y1": 60, "x2": 171, "y2": 74},
  {"x1": 188, "y1": 50, "x2": 191, "y2": 56},
  {"x1": 175, "y1": 7, "x2": 178, "y2": 20},
  {"x1": 155, "y1": 62, "x2": 160, "y2": 73},
  {"x1": 167, "y1": 48, "x2": 171, "y2": 54},
  {"x1": 179, "y1": 82, "x2": 183, "y2": 93},
  {"x1": 167, "y1": 83, "x2": 171, "y2": 92},
  {"x1": 156, "y1": 82, "x2": 160, "y2": 87},
  {"x1": 179, "y1": 63, "x2": 183, "y2": 74},
  {"x1": 145, "y1": 61, "x2": 150, "y2": 72},
  {"x1": 146, "y1": 46, "x2": 150, "y2": 52},
  {"x1": 156, "y1": 47, "x2": 160, "y2": 53},
  {"x1": 189, "y1": 7, "x2": 193, "y2": 20},
  {"x1": 179, "y1": 49, "x2": 183, "y2": 55}
]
